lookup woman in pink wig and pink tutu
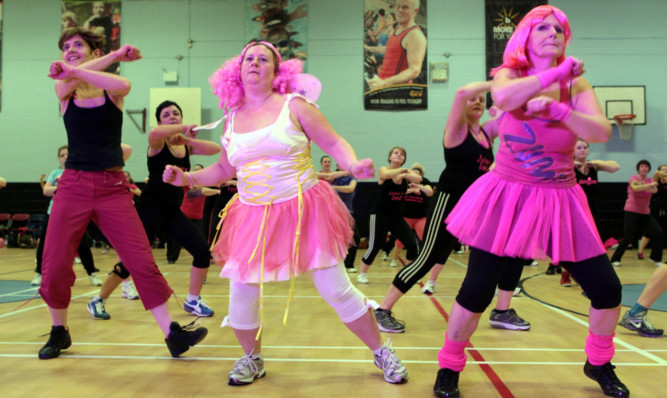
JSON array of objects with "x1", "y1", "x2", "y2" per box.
[
  {"x1": 432, "y1": 6, "x2": 628, "y2": 398},
  {"x1": 163, "y1": 40, "x2": 408, "y2": 387}
]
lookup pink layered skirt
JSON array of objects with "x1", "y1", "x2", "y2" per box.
[
  {"x1": 212, "y1": 181, "x2": 353, "y2": 283},
  {"x1": 445, "y1": 172, "x2": 605, "y2": 264}
]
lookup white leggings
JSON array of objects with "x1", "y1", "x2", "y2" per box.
[{"x1": 227, "y1": 262, "x2": 368, "y2": 330}]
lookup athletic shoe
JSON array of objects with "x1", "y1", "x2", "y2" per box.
[
  {"x1": 381, "y1": 252, "x2": 389, "y2": 261},
  {"x1": 489, "y1": 308, "x2": 530, "y2": 331},
  {"x1": 374, "y1": 309, "x2": 406, "y2": 333},
  {"x1": 618, "y1": 310, "x2": 664, "y2": 337},
  {"x1": 38, "y1": 325, "x2": 72, "y2": 360},
  {"x1": 555, "y1": 265, "x2": 562, "y2": 274},
  {"x1": 31, "y1": 273, "x2": 42, "y2": 286},
  {"x1": 74, "y1": 257, "x2": 82, "y2": 264},
  {"x1": 88, "y1": 272, "x2": 103, "y2": 286},
  {"x1": 356, "y1": 273, "x2": 369, "y2": 284},
  {"x1": 560, "y1": 272, "x2": 572, "y2": 287},
  {"x1": 87, "y1": 297, "x2": 110, "y2": 320},
  {"x1": 611, "y1": 261, "x2": 621, "y2": 267},
  {"x1": 374, "y1": 340, "x2": 408, "y2": 384},
  {"x1": 653, "y1": 261, "x2": 665, "y2": 267},
  {"x1": 529, "y1": 260, "x2": 539, "y2": 267},
  {"x1": 228, "y1": 352, "x2": 266, "y2": 385},
  {"x1": 345, "y1": 267, "x2": 357, "y2": 273},
  {"x1": 121, "y1": 282, "x2": 140, "y2": 300},
  {"x1": 545, "y1": 264, "x2": 558, "y2": 275},
  {"x1": 165, "y1": 320, "x2": 208, "y2": 357},
  {"x1": 422, "y1": 280, "x2": 435, "y2": 294},
  {"x1": 637, "y1": 252, "x2": 644, "y2": 260},
  {"x1": 390, "y1": 259, "x2": 398, "y2": 267},
  {"x1": 433, "y1": 368, "x2": 460, "y2": 398},
  {"x1": 183, "y1": 296, "x2": 214, "y2": 317},
  {"x1": 583, "y1": 360, "x2": 630, "y2": 398}
]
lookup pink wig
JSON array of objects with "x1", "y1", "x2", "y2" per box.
[
  {"x1": 209, "y1": 41, "x2": 303, "y2": 111},
  {"x1": 490, "y1": 5, "x2": 571, "y2": 76}
]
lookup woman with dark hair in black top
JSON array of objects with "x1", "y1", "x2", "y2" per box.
[
  {"x1": 87, "y1": 100, "x2": 221, "y2": 320},
  {"x1": 373, "y1": 82, "x2": 528, "y2": 334},
  {"x1": 39, "y1": 27, "x2": 207, "y2": 360},
  {"x1": 356, "y1": 146, "x2": 422, "y2": 284}
]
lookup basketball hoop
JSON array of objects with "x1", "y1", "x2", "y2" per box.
[{"x1": 614, "y1": 114, "x2": 636, "y2": 140}]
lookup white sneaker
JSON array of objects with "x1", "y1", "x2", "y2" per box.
[
  {"x1": 356, "y1": 273, "x2": 369, "y2": 284},
  {"x1": 31, "y1": 273, "x2": 42, "y2": 286},
  {"x1": 653, "y1": 261, "x2": 664, "y2": 267},
  {"x1": 390, "y1": 259, "x2": 398, "y2": 267},
  {"x1": 421, "y1": 281, "x2": 435, "y2": 294},
  {"x1": 374, "y1": 340, "x2": 408, "y2": 384},
  {"x1": 611, "y1": 261, "x2": 621, "y2": 267},
  {"x1": 88, "y1": 272, "x2": 103, "y2": 286},
  {"x1": 74, "y1": 257, "x2": 82, "y2": 264},
  {"x1": 530, "y1": 260, "x2": 539, "y2": 267},
  {"x1": 121, "y1": 281, "x2": 139, "y2": 300},
  {"x1": 346, "y1": 267, "x2": 357, "y2": 273},
  {"x1": 381, "y1": 252, "x2": 389, "y2": 261}
]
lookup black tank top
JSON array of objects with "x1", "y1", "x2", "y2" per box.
[
  {"x1": 438, "y1": 128, "x2": 494, "y2": 195},
  {"x1": 372, "y1": 177, "x2": 407, "y2": 217},
  {"x1": 63, "y1": 91, "x2": 124, "y2": 171},
  {"x1": 138, "y1": 142, "x2": 190, "y2": 210},
  {"x1": 403, "y1": 177, "x2": 431, "y2": 218},
  {"x1": 575, "y1": 166, "x2": 599, "y2": 205}
]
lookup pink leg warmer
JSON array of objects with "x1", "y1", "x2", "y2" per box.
[
  {"x1": 438, "y1": 333, "x2": 468, "y2": 372},
  {"x1": 585, "y1": 330, "x2": 616, "y2": 366}
]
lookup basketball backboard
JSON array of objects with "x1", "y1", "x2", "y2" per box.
[{"x1": 593, "y1": 85, "x2": 646, "y2": 125}]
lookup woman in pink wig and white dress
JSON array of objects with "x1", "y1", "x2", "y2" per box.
[{"x1": 163, "y1": 41, "x2": 408, "y2": 387}]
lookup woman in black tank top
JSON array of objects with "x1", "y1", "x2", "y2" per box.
[
  {"x1": 39, "y1": 27, "x2": 207, "y2": 360},
  {"x1": 357, "y1": 146, "x2": 423, "y2": 284},
  {"x1": 90, "y1": 100, "x2": 221, "y2": 319}
]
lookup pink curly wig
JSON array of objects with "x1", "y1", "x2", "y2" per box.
[
  {"x1": 209, "y1": 41, "x2": 303, "y2": 111},
  {"x1": 490, "y1": 5, "x2": 571, "y2": 76}
]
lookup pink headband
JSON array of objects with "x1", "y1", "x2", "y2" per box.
[{"x1": 240, "y1": 41, "x2": 283, "y2": 65}]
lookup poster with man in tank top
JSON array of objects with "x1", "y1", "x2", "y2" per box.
[
  {"x1": 62, "y1": 1, "x2": 122, "y2": 74},
  {"x1": 485, "y1": 0, "x2": 546, "y2": 107},
  {"x1": 364, "y1": 0, "x2": 427, "y2": 111},
  {"x1": 245, "y1": 0, "x2": 309, "y2": 68}
]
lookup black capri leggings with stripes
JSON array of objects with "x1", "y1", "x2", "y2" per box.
[
  {"x1": 393, "y1": 188, "x2": 527, "y2": 294},
  {"x1": 362, "y1": 213, "x2": 419, "y2": 265},
  {"x1": 392, "y1": 188, "x2": 460, "y2": 292}
]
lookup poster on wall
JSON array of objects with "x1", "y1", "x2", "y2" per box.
[
  {"x1": 62, "y1": 1, "x2": 121, "y2": 73},
  {"x1": 485, "y1": 0, "x2": 546, "y2": 105},
  {"x1": 0, "y1": 0, "x2": 3, "y2": 112},
  {"x1": 245, "y1": 0, "x2": 308, "y2": 68},
  {"x1": 364, "y1": 0, "x2": 427, "y2": 111}
]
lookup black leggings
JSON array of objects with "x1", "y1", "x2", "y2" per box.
[
  {"x1": 458, "y1": 249, "x2": 621, "y2": 313},
  {"x1": 134, "y1": 205, "x2": 210, "y2": 268},
  {"x1": 35, "y1": 215, "x2": 96, "y2": 275},
  {"x1": 362, "y1": 213, "x2": 418, "y2": 265},
  {"x1": 611, "y1": 211, "x2": 663, "y2": 263},
  {"x1": 344, "y1": 222, "x2": 361, "y2": 269},
  {"x1": 393, "y1": 189, "x2": 460, "y2": 293}
]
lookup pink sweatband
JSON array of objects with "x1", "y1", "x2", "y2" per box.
[
  {"x1": 544, "y1": 101, "x2": 573, "y2": 122},
  {"x1": 585, "y1": 330, "x2": 615, "y2": 366},
  {"x1": 437, "y1": 333, "x2": 468, "y2": 372},
  {"x1": 535, "y1": 67, "x2": 561, "y2": 88}
]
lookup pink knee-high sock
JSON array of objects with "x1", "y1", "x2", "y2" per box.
[
  {"x1": 438, "y1": 333, "x2": 468, "y2": 372},
  {"x1": 585, "y1": 330, "x2": 615, "y2": 366}
]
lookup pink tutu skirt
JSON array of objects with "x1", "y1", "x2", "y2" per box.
[
  {"x1": 445, "y1": 172, "x2": 604, "y2": 264},
  {"x1": 212, "y1": 181, "x2": 353, "y2": 283}
]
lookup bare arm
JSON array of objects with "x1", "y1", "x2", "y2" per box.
[
  {"x1": 164, "y1": 146, "x2": 236, "y2": 188},
  {"x1": 443, "y1": 81, "x2": 492, "y2": 148},
  {"x1": 631, "y1": 179, "x2": 658, "y2": 193},
  {"x1": 0, "y1": 177, "x2": 6, "y2": 189},
  {"x1": 39, "y1": 174, "x2": 46, "y2": 190},
  {"x1": 290, "y1": 98, "x2": 375, "y2": 179},
  {"x1": 43, "y1": 181, "x2": 57, "y2": 197},
  {"x1": 379, "y1": 166, "x2": 408, "y2": 182},
  {"x1": 50, "y1": 61, "x2": 131, "y2": 100},
  {"x1": 121, "y1": 143, "x2": 132, "y2": 162},
  {"x1": 590, "y1": 160, "x2": 620, "y2": 173},
  {"x1": 368, "y1": 29, "x2": 426, "y2": 89},
  {"x1": 410, "y1": 182, "x2": 433, "y2": 197},
  {"x1": 332, "y1": 179, "x2": 357, "y2": 194}
]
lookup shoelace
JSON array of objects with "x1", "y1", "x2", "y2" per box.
[
  {"x1": 378, "y1": 340, "x2": 404, "y2": 374},
  {"x1": 232, "y1": 353, "x2": 260, "y2": 375},
  {"x1": 640, "y1": 317, "x2": 660, "y2": 331},
  {"x1": 385, "y1": 311, "x2": 406, "y2": 327},
  {"x1": 597, "y1": 363, "x2": 622, "y2": 384},
  {"x1": 180, "y1": 319, "x2": 200, "y2": 331}
]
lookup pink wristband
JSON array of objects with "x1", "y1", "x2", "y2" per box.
[
  {"x1": 185, "y1": 172, "x2": 195, "y2": 189},
  {"x1": 535, "y1": 67, "x2": 561, "y2": 88}
]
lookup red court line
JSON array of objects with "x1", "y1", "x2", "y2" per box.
[{"x1": 425, "y1": 285, "x2": 515, "y2": 398}]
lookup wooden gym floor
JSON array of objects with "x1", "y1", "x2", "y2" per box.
[{"x1": 0, "y1": 245, "x2": 664, "y2": 397}]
